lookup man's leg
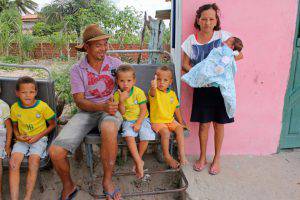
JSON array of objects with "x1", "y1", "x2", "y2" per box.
[
  {"x1": 50, "y1": 111, "x2": 98, "y2": 199},
  {"x1": 24, "y1": 155, "x2": 40, "y2": 200},
  {"x1": 9, "y1": 152, "x2": 24, "y2": 200}
]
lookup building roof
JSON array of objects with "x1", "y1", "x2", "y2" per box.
[{"x1": 22, "y1": 14, "x2": 39, "y2": 22}]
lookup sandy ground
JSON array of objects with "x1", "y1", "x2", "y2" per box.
[{"x1": 182, "y1": 151, "x2": 300, "y2": 200}]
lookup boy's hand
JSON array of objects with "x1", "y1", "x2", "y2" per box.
[
  {"x1": 131, "y1": 122, "x2": 141, "y2": 132},
  {"x1": 151, "y1": 75, "x2": 157, "y2": 89},
  {"x1": 104, "y1": 97, "x2": 119, "y2": 115},
  {"x1": 27, "y1": 135, "x2": 42, "y2": 144},
  {"x1": 5, "y1": 145, "x2": 11, "y2": 157},
  {"x1": 16, "y1": 135, "x2": 29, "y2": 142},
  {"x1": 118, "y1": 89, "x2": 130, "y2": 102}
]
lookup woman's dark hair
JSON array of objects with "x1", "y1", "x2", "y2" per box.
[{"x1": 194, "y1": 3, "x2": 221, "y2": 31}]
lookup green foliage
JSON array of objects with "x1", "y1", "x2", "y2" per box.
[
  {"x1": 18, "y1": 34, "x2": 37, "y2": 60},
  {"x1": 0, "y1": 0, "x2": 37, "y2": 14},
  {"x1": 0, "y1": 55, "x2": 21, "y2": 63},
  {"x1": 32, "y1": 22, "x2": 55, "y2": 36}
]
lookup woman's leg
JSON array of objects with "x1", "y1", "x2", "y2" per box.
[
  {"x1": 125, "y1": 136, "x2": 144, "y2": 179},
  {"x1": 193, "y1": 122, "x2": 210, "y2": 170},
  {"x1": 9, "y1": 153, "x2": 24, "y2": 200},
  {"x1": 24, "y1": 155, "x2": 40, "y2": 200},
  {"x1": 210, "y1": 122, "x2": 224, "y2": 174}
]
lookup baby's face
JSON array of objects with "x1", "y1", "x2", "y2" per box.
[{"x1": 224, "y1": 37, "x2": 235, "y2": 50}]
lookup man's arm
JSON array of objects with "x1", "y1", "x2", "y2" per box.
[{"x1": 73, "y1": 93, "x2": 118, "y2": 115}]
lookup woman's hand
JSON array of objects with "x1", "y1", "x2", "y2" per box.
[{"x1": 182, "y1": 52, "x2": 192, "y2": 73}]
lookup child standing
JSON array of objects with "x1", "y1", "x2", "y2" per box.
[
  {"x1": 149, "y1": 66, "x2": 187, "y2": 168},
  {"x1": 9, "y1": 76, "x2": 56, "y2": 200},
  {"x1": 0, "y1": 99, "x2": 12, "y2": 200},
  {"x1": 114, "y1": 65, "x2": 155, "y2": 179}
]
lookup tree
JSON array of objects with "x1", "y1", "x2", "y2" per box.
[{"x1": 0, "y1": 0, "x2": 37, "y2": 14}]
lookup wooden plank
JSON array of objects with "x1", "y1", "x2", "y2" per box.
[{"x1": 155, "y1": 9, "x2": 171, "y2": 20}]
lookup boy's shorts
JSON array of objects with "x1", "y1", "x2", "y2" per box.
[
  {"x1": 122, "y1": 118, "x2": 156, "y2": 141},
  {"x1": 12, "y1": 137, "x2": 48, "y2": 158},
  {"x1": 0, "y1": 131, "x2": 7, "y2": 159},
  {"x1": 151, "y1": 120, "x2": 182, "y2": 133}
]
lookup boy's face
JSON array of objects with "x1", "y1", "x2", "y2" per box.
[
  {"x1": 16, "y1": 83, "x2": 37, "y2": 106},
  {"x1": 116, "y1": 71, "x2": 136, "y2": 92},
  {"x1": 156, "y1": 69, "x2": 173, "y2": 91},
  {"x1": 224, "y1": 37, "x2": 235, "y2": 50}
]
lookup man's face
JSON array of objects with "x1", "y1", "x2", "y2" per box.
[{"x1": 85, "y1": 39, "x2": 108, "y2": 61}]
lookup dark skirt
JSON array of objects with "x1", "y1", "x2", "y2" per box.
[{"x1": 190, "y1": 87, "x2": 234, "y2": 124}]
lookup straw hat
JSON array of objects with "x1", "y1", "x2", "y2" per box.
[{"x1": 75, "y1": 24, "x2": 111, "y2": 52}]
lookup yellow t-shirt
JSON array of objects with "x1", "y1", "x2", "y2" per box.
[
  {"x1": 11, "y1": 100, "x2": 55, "y2": 137},
  {"x1": 114, "y1": 86, "x2": 148, "y2": 121},
  {"x1": 149, "y1": 88, "x2": 180, "y2": 123}
]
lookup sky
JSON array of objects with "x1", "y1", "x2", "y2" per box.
[{"x1": 34, "y1": 0, "x2": 171, "y2": 19}]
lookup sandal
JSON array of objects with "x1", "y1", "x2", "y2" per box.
[
  {"x1": 103, "y1": 187, "x2": 122, "y2": 200},
  {"x1": 209, "y1": 165, "x2": 220, "y2": 175},
  {"x1": 193, "y1": 162, "x2": 207, "y2": 172},
  {"x1": 58, "y1": 187, "x2": 78, "y2": 200}
]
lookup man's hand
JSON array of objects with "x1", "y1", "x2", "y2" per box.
[
  {"x1": 104, "y1": 97, "x2": 119, "y2": 115},
  {"x1": 151, "y1": 75, "x2": 157, "y2": 89},
  {"x1": 118, "y1": 89, "x2": 130, "y2": 103},
  {"x1": 5, "y1": 145, "x2": 11, "y2": 157},
  {"x1": 131, "y1": 122, "x2": 141, "y2": 132}
]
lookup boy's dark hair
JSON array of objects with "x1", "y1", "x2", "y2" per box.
[
  {"x1": 16, "y1": 76, "x2": 37, "y2": 91},
  {"x1": 157, "y1": 66, "x2": 173, "y2": 78},
  {"x1": 116, "y1": 64, "x2": 136, "y2": 78},
  {"x1": 194, "y1": 3, "x2": 221, "y2": 31},
  {"x1": 233, "y1": 37, "x2": 243, "y2": 52}
]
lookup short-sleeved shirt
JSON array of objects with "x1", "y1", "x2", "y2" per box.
[
  {"x1": 0, "y1": 99, "x2": 10, "y2": 133},
  {"x1": 114, "y1": 86, "x2": 148, "y2": 121},
  {"x1": 11, "y1": 100, "x2": 55, "y2": 137},
  {"x1": 70, "y1": 55, "x2": 122, "y2": 103},
  {"x1": 181, "y1": 30, "x2": 232, "y2": 61},
  {"x1": 149, "y1": 88, "x2": 180, "y2": 123}
]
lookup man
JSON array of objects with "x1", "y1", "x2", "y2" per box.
[{"x1": 49, "y1": 24, "x2": 122, "y2": 200}]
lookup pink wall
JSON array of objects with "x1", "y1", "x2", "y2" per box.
[{"x1": 181, "y1": 0, "x2": 298, "y2": 155}]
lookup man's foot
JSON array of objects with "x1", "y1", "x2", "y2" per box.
[
  {"x1": 59, "y1": 186, "x2": 78, "y2": 200},
  {"x1": 103, "y1": 181, "x2": 122, "y2": 200},
  {"x1": 209, "y1": 158, "x2": 221, "y2": 175},
  {"x1": 165, "y1": 156, "x2": 180, "y2": 169},
  {"x1": 135, "y1": 160, "x2": 144, "y2": 179},
  {"x1": 193, "y1": 159, "x2": 207, "y2": 172}
]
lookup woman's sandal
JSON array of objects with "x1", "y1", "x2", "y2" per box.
[
  {"x1": 103, "y1": 187, "x2": 122, "y2": 200},
  {"x1": 209, "y1": 165, "x2": 220, "y2": 175},
  {"x1": 58, "y1": 187, "x2": 78, "y2": 200},
  {"x1": 193, "y1": 162, "x2": 207, "y2": 172}
]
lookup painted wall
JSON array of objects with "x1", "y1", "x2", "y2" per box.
[{"x1": 181, "y1": 0, "x2": 298, "y2": 155}]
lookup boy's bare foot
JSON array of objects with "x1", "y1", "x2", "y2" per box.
[
  {"x1": 135, "y1": 160, "x2": 144, "y2": 179},
  {"x1": 193, "y1": 159, "x2": 207, "y2": 172},
  {"x1": 165, "y1": 156, "x2": 180, "y2": 169}
]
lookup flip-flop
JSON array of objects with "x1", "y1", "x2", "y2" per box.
[
  {"x1": 193, "y1": 162, "x2": 207, "y2": 172},
  {"x1": 103, "y1": 187, "x2": 122, "y2": 200},
  {"x1": 58, "y1": 187, "x2": 78, "y2": 200},
  {"x1": 209, "y1": 165, "x2": 220, "y2": 175}
]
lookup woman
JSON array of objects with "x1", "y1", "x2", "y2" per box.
[{"x1": 181, "y1": 3, "x2": 243, "y2": 175}]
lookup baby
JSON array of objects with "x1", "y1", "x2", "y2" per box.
[{"x1": 181, "y1": 37, "x2": 243, "y2": 118}]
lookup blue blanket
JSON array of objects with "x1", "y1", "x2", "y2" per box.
[{"x1": 181, "y1": 45, "x2": 238, "y2": 118}]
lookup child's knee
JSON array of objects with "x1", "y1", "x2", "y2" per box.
[
  {"x1": 28, "y1": 159, "x2": 40, "y2": 172},
  {"x1": 9, "y1": 158, "x2": 21, "y2": 171}
]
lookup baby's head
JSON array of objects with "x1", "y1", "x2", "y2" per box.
[
  {"x1": 116, "y1": 64, "x2": 136, "y2": 92},
  {"x1": 16, "y1": 76, "x2": 38, "y2": 106},
  {"x1": 155, "y1": 66, "x2": 173, "y2": 91},
  {"x1": 224, "y1": 37, "x2": 243, "y2": 52}
]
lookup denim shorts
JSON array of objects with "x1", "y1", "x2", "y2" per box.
[
  {"x1": 122, "y1": 118, "x2": 156, "y2": 141},
  {"x1": 52, "y1": 111, "x2": 123, "y2": 154},
  {"x1": 0, "y1": 130, "x2": 7, "y2": 159},
  {"x1": 12, "y1": 137, "x2": 48, "y2": 158}
]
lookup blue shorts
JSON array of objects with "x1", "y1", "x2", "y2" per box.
[
  {"x1": 12, "y1": 137, "x2": 48, "y2": 158},
  {"x1": 122, "y1": 118, "x2": 156, "y2": 141},
  {"x1": 0, "y1": 131, "x2": 7, "y2": 159}
]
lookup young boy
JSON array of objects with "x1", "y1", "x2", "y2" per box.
[
  {"x1": 9, "y1": 76, "x2": 56, "y2": 200},
  {"x1": 0, "y1": 99, "x2": 12, "y2": 200},
  {"x1": 149, "y1": 66, "x2": 187, "y2": 168},
  {"x1": 114, "y1": 65, "x2": 155, "y2": 179}
]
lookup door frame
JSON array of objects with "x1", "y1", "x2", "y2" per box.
[{"x1": 279, "y1": 2, "x2": 300, "y2": 150}]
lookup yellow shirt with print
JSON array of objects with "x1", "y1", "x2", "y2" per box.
[
  {"x1": 114, "y1": 86, "x2": 148, "y2": 121},
  {"x1": 11, "y1": 100, "x2": 55, "y2": 137},
  {"x1": 149, "y1": 88, "x2": 180, "y2": 123}
]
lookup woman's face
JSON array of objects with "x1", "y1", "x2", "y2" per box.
[{"x1": 198, "y1": 8, "x2": 217, "y2": 33}]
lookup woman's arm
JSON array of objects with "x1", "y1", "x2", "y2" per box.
[{"x1": 182, "y1": 52, "x2": 192, "y2": 73}]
